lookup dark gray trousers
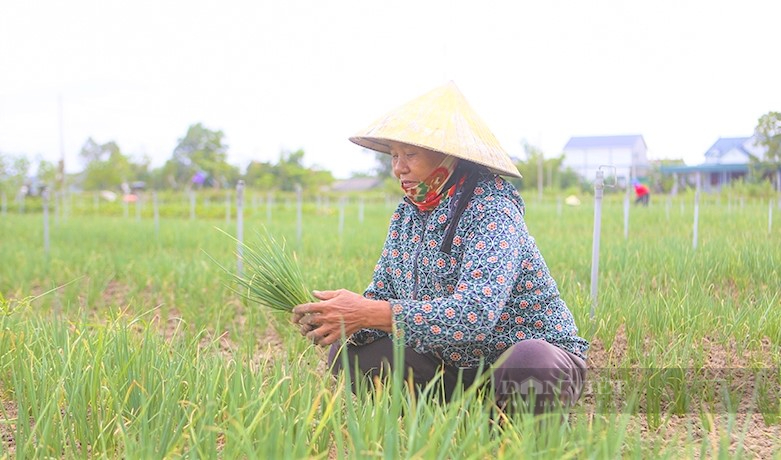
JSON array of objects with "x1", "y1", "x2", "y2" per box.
[{"x1": 328, "y1": 337, "x2": 586, "y2": 412}]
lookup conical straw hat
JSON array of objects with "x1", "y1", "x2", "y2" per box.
[{"x1": 349, "y1": 81, "x2": 521, "y2": 178}]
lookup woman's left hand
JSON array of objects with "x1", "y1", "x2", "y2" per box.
[{"x1": 292, "y1": 289, "x2": 392, "y2": 346}]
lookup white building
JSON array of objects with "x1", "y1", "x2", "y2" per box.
[{"x1": 562, "y1": 135, "x2": 650, "y2": 184}]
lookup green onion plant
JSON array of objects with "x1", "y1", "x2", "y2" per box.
[{"x1": 213, "y1": 227, "x2": 314, "y2": 312}]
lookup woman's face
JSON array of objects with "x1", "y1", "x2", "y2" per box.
[{"x1": 388, "y1": 141, "x2": 447, "y2": 189}]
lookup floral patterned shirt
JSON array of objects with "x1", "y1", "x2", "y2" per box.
[{"x1": 354, "y1": 174, "x2": 589, "y2": 368}]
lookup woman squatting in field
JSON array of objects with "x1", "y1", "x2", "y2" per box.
[{"x1": 292, "y1": 82, "x2": 589, "y2": 413}]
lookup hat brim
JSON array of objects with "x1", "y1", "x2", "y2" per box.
[
  {"x1": 349, "y1": 82, "x2": 522, "y2": 178},
  {"x1": 349, "y1": 136, "x2": 521, "y2": 178}
]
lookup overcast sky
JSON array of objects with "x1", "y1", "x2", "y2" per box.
[{"x1": 1, "y1": 0, "x2": 779, "y2": 179}]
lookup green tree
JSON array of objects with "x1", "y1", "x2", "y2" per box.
[
  {"x1": 274, "y1": 149, "x2": 308, "y2": 191},
  {"x1": 305, "y1": 167, "x2": 335, "y2": 190},
  {"x1": 0, "y1": 153, "x2": 7, "y2": 193},
  {"x1": 511, "y1": 142, "x2": 581, "y2": 193},
  {"x1": 244, "y1": 160, "x2": 276, "y2": 189},
  {"x1": 271, "y1": 149, "x2": 333, "y2": 191},
  {"x1": 374, "y1": 150, "x2": 393, "y2": 178},
  {"x1": 168, "y1": 123, "x2": 238, "y2": 189},
  {"x1": 79, "y1": 137, "x2": 111, "y2": 165},
  {"x1": 648, "y1": 159, "x2": 686, "y2": 193},
  {"x1": 79, "y1": 138, "x2": 134, "y2": 191},
  {"x1": 243, "y1": 149, "x2": 335, "y2": 192},
  {"x1": 0, "y1": 154, "x2": 31, "y2": 195},
  {"x1": 36, "y1": 159, "x2": 58, "y2": 188},
  {"x1": 129, "y1": 154, "x2": 152, "y2": 186},
  {"x1": 753, "y1": 111, "x2": 781, "y2": 194}
]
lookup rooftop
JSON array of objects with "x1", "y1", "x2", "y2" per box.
[
  {"x1": 564, "y1": 135, "x2": 646, "y2": 150},
  {"x1": 704, "y1": 137, "x2": 751, "y2": 158},
  {"x1": 331, "y1": 177, "x2": 383, "y2": 192}
]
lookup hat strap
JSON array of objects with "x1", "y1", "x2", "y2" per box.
[{"x1": 440, "y1": 166, "x2": 487, "y2": 254}]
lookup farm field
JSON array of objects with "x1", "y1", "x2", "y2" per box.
[{"x1": 1, "y1": 191, "x2": 779, "y2": 458}]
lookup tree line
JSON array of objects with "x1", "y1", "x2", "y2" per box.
[
  {"x1": 2, "y1": 112, "x2": 779, "y2": 196},
  {"x1": 0, "y1": 123, "x2": 336, "y2": 196}
]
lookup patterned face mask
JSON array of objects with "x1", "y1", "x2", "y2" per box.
[{"x1": 402, "y1": 155, "x2": 460, "y2": 211}]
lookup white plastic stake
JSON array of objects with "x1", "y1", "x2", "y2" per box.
[
  {"x1": 296, "y1": 184, "x2": 303, "y2": 242},
  {"x1": 777, "y1": 170, "x2": 781, "y2": 210},
  {"x1": 623, "y1": 192, "x2": 630, "y2": 240},
  {"x1": 56, "y1": 191, "x2": 61, "y2": 223},
  {"x1": 338, "y1": 197, "x2": 346, "y2": 234},
  {"x1": 17, "y1": 191, "x2": 25, "y2": 213},
  {"x1": 236, "y1": 181, "x2": 245, "y2": 275},
  {"x1": 190, "y1": 191, "x2": 196, "y2": 220},
  {"x1": 54, "y1": 191, "x2": 60, "y2": 225},
  {"x1": 777, "y1": 171, "x2": 781, "y2": 209},
  {"x1": 590, "y1": 170, "x2": 605, "y2": 320},
  {"x1": 42, "y1": 188, "x2": 50, "y2": 255},
  {"x1": 266, "y1": 191, "x2": 273, "y2": 223},
  {"x1": 693, "y1": 173, "x2": 701, "y2": 250},
  {"x1": 225, "y1": 191, "x2": 231, "y2": 226},
  {"x1": 153, "y1": 192, "x2": 160, "y2": 235},
  {"x1": 665, "y1": 196, "x2": 671, "y2": 221}
]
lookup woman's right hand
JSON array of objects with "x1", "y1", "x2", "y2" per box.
[
  {"x1": 291, "y1": 289, "x2": 392, "y2": 346},
  {"x1": 291, "y1": 310, "x2": 318, "y2": 337}
]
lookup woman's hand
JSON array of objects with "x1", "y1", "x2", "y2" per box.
[{"x1": 291, "y1": 289, "x2": 392, "y2": 346}]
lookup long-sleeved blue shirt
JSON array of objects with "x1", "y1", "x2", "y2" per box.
[{"x1": 354, "y1": 173, "x2": 589, "y2": 368}]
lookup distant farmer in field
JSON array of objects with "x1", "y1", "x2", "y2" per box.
[
  {"x1": 292, "y1": 82, "x2": 589, "y2": 413},
  {"x1": 633, "y1": 179, "x2": 650, "y2": 206}
]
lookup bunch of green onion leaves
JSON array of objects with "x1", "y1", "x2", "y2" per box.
[{"x1": 213, "y1": 228, "x2": 314, "y2": 311}]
